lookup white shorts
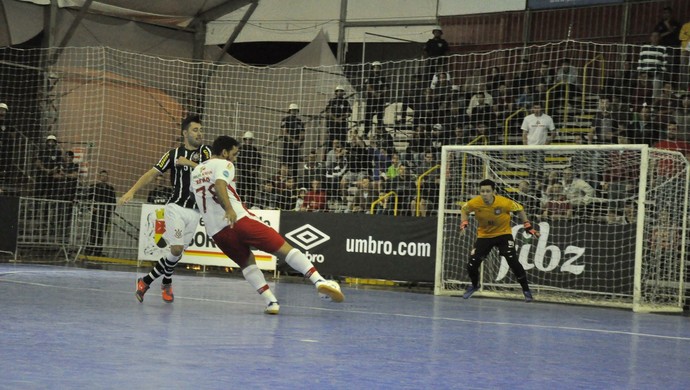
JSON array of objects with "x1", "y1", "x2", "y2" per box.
[{"x1": 163, "y1": 203, "x2": 200, "y2": 247}]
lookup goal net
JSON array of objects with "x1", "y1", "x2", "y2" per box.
[{"x1": 435, "y1": 144, "x2": 689, "y2": 312}]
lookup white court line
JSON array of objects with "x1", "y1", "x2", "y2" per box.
[{"x1": 2, "y1": 277, "x2": 690, "y2": 342}]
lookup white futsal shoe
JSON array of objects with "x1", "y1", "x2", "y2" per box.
[
  {"x1": 264, "y1": 301, "x2": 280, "y2": 315},
  {"x1": 316, "y1": 280, "x2": 345, "y2": 303}
]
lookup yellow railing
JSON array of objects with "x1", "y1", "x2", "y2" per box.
[
  {"x1": 581, "y1": 54, "x2": 605, "y2": 113},
  {"x1": 545, "y1": 81, "x2": 569, "y2": 123},
  {"x1": 415, "y1": 165, "x2": 440, "y2": 216},
  {"x1": 370, "y1": 191, "x2": 398, "y2": 216},
  {"x1": 459, "y1": 135, "x2": 488, "y2": 199},
  {"x1": 503, "y1": 107, "x2": 527, "y2": 145}
]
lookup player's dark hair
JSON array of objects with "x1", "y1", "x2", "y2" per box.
[
  {"x1": 211, "y1": 135, "x2": 240, "y2": 155},
  {"x1": 479, "y1": 179, "x2": 496, "y2": 190},
  {"x1": 181, "y1": 114, "x2": 201, "y2": 134}
]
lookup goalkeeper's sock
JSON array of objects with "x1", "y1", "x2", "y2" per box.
[
  {"x1": 285, "y1": 248, "x2": 323, "y2": 284},
  {"x1": 242, "y1": 265, "x2": 277, "y2": 305}
]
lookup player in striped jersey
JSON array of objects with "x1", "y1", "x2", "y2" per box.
[
  {"x1": 459, "y1": 179, "x2": 539, "y2": 302},
  {"x1": 190, "y1": 135, "x2": 344, "y2": 314},
  {"x1": 119, "y1": 114, "x2": 212, "y2": 303}
]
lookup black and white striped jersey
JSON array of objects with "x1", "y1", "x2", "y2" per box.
[{"x1": 154, "y1": 145, "x2": 212, "y2": 208}]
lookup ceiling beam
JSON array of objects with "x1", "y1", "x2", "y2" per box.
[
  {"x1": 193, "y1": 0, "x2": 255, "y2": 25},
  {"x1": 216, "y1": 0, "x2": 258, "y2": 62}
]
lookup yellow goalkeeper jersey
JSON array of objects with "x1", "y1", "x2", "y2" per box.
[{"x1": 462, "y1": 195, "x2": 524, "y2": 238}]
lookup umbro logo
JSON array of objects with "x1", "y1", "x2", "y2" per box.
[{"x1": 285, "y1": 224, "x2": 330, "y2": 250}]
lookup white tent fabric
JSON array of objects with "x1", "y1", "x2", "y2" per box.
[{"x1": 0, "y1": 0, "x2": 44, "y2": 46}]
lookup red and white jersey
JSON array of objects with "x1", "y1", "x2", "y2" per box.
[{"x1": 190, "y1": 158, "x2": 253, "y2": 236}]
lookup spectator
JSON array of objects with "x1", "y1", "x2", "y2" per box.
[
  {"x1": 534, "y1": 61, "x2": 555, "y2": 87},
  {"x1": 386, "y1": 163, "x2": 417, "y2": 216},
  {"x1": 302, "y1": 179, "x2": 327, "y2": 212},
  {"x1": 255, "y1": 180, "x2": 278, "y2": 210},
  {"x1": 466, "y1": 92, "x2": 494, "y2": 126},
  {"x1": 561, "y1": 168, "x2": 596, "y2": 218},
  {"x1": 493, "y1": 82, "x2": 514, "y2": 124},
  {"x1": 413, "y1": 87, "x2": 439, "y2": 127},
  {"x1": 588, "y1": 97, "x2": 621, "y2": 145},
  {"x1": 406, "y1": 125, "x2": 432, "y2": 161},
  {"x1": 325, "y1": 85, "x2": 352, "y2": 144},
  {"x1": 673, "y1": 93, "x2": 690, "y2": 141},
  {"x1": 34, "y1": 134, "x2": 64, "y2": 199},
  {"x1": 86, "y1": 170, "x2": 116, "y2": 256},
  {"x1": 299, "y1": 149, "x2": 323, "y2": 189},
  {"x1": 602, "y1": 133, "x2": 639, "y2": 210},
  {"x1": 415, "y1": 150, "x2": 440, "y2": 212},
  {"x1": 637, "y1": 31, "x2": 668, "y2": 98},
  {"x1": 363, "y1": 61, "x2": 388, "y2": 137},
  {"x1": 270, "y1": 163, "x2": 291, "y2": 193},
  {"x1": 652, "y1": 82, "x2": 678, "y2": 126},
  {"x1": 276, "y1": 176, "x2": 297, "y2": 211},
  {"x1": 349, "y1": 176, "x2": 374, "y2": 213},
  {"x1": 515, "y1": 85, "x2": 534, "y2": 110},
  {"x1": 280, "y1": 103, "x2": 305, "y2": 178},
  {"x1": 654, "y1": 6, "x2": 681, "y2": 79},
  {"x1": 431, "y1": 69, "x2": 454, "y2": 104},
  {"x1": 630, "y1": 71, "x2": 655, "y2": 108},
  {"x1": 147, "y1": 175, "x2": 171, "y2": 205},
  {"x1": 345, "y1": 130, "x2": 372, "y2": 181},
  {"x1": 323, "y1": 143, "x2": 349, "y2": 203},
  {"x1": 236, "y1": 131, "x2": 262, "y2": 208},
  {"x1": 0, "y1": 102, "x2": 17, "y2": 181},
  {"x1": 385, "y1": 152, "x2": 403, "y2": 180},
  {"x1": 521, "y1": 102, "x2": 556, "y2": 186},
  {"x1": 655, "y1": 6, "x2": 681, "y2": 48},
  {"x1": 611, "y1": 59, "x2": 635, "y2": 103},
  {"x1": 653, "y1": 121, "x2": 690, "y2": 167},
  {"x1": 625, "y1": 104, "x2": 661, "y2": 146},
  {"x1": 541, "y1": 182, "x2": 572, "y2": 221},
  {"x1": 294, "y1": 187, "x2": 308, "y2": 211},
  {"x1": 61, "y1": 150, "x2": 79, "y2": 202},
  {"x1": 486, "y1": 66, "x2": 506, "y2": 98},
  {"x1": 422, "y1": 27, "x2": 449, "y2": 82}
]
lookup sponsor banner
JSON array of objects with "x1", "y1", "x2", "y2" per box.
[
  {"x1": 0, "y1": 196, "x2": 19, "y2": 254},
  {"x1": 137, "y1": 204, "x2": 278, "y2": 270},
  {"x1": 281, "y1": 212, "x2": 437, "y2": 282},
  {"x1": 528, "y1": 0, "x2": 622, "y2": 9},
  {"x1": 489, "y1": 221, "x2": 635, "y2": 293}
]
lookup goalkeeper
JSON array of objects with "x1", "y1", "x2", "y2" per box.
[{"x1": 460, "y1": 179, "x2": 539, "y2": 302}]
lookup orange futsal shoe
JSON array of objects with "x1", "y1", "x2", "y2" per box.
[
  {"x1": 161, "y1": 284, "x2": 174, "y2": 303},
  {"x1": 135, "y1": 278, "x2": 150, "y2": 303}
]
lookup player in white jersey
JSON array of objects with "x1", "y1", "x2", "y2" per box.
[{"x1": 190, "y1": 135, "x2": 344, "y2": 314}]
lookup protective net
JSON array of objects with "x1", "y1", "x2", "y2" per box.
[{"x1": 0, "y1": 40, "x2": 687, "y2": 276}]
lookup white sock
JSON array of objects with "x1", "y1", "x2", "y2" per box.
[
  {"x1": 242, "y1": 265, "x2": 277, "y2": 305},
  {"x1": 285, "y1": 248, "x2": 323, "y2": 284}
]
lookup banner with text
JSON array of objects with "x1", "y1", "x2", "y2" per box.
[
  {"x1": 280, "y1": 212, "x2": 437, "y2": 282},
  {"x1": 137, "y1": 204, "x2": 278, "y2": 270}
]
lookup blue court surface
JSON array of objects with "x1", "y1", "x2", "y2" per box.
[{"x1": 1, "y1": 263, "x2": 689, "y2": 389}]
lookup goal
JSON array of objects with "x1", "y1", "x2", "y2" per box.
[{"x1": 434, "y1": 144, "x2": 689, "y2": 312}]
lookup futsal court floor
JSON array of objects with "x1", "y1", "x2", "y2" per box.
[{"x1": 1, "y1": 262, "x2": 689, "y2": 389}]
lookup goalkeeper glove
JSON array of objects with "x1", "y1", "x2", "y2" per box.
[
  {"x1": 523, "y1": 221, "x2": 540, "y2": 237},
  {"x1": 460, "y1": 220, "x2": 469, "y2": 231}
]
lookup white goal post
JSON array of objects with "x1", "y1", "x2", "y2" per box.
[{"x1": 434, "y1": 144, "x2": 689, "y2": 312}]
